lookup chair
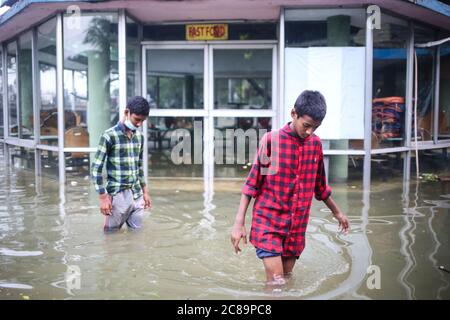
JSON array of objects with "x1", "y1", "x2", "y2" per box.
[{"x1": 64, "y1": 126, "x2": 89, "y2": 158}]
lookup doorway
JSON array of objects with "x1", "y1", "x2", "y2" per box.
[{"x1": 142, "y1": 42, "x2": 277, "y2": 186}]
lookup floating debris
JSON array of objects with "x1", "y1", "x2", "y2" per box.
[
  {"x1": 439, "y1": 266, "x2": 450, "y2": 273},
  {"x1": 420, "y1": 173, "x2": 439, "y2": 182}
]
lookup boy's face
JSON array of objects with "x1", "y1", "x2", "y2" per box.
[
  {"x1": 124, "y1": 109, "x2": 147, "y2": 128},
  {"x1": 290, "y1": 109, "x2": 321, "y2": 139}
]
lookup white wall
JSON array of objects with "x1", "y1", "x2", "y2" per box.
[{"x1": 284, "y1": 47, "x2": 365, "y2": 140}]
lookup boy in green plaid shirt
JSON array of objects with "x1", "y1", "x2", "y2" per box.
[{"x1": 91, "y1": 96, "x2": 152, "y2": 232}]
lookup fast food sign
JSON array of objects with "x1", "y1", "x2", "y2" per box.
[{"x1": 186, "y1": 24, "x2": 228, "y2": 40}]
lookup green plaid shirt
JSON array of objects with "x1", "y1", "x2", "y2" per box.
[{"x1": 91, "y1": 122, "x2": 146, "y2": 199}]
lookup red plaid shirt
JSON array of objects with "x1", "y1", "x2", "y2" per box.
[{"x1": 242, "y1": 123, "x2": 331, "y2": 257}]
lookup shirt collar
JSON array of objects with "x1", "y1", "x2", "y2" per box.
[
  {"x1": 117, "y1": 121, "x2": 135, "y2": 136},
  {"x1": 116, "y1": 121, "x2": 126, "y2": 133},
  {"x1": 281, "y1": 122, "x2": 310, "y2": 142}
]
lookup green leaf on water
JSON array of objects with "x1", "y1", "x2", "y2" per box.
[{"x1": 420, "y1": 173, "x2": 439, "y2": 182}]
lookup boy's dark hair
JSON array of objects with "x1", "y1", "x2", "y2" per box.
[
  {"x1": 126, "y1": 96, "x2": 150, "y2": 116},
  {"x1": 294, "y1": 90, "x2": 327, "y2": 122}
]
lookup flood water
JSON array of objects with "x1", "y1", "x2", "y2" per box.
[{"x1": 0, "y1": 150, "x2": 449, "y2": 300}]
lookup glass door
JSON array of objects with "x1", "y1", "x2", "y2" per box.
[
  {"x1": 210, "y1": 45, "x2": 277, "y2": 179},
  {"x1": 143, "y1": 45, "x2": 207, "y2": 178},
  {"x1": 142, "y1": 42, "x2": 277, "y2": 184}
]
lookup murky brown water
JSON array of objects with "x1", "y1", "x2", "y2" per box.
[{"x1": 0, "y1": 149, "x2": 449, "y2": 300}]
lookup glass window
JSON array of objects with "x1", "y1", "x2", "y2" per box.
[
  {"x1": 18, "y1": 32, "x2": 34, "y2": 140},
  {"x1": 413, "y1": 25, "x2": 436, "y2": 142},
  {"x1": 127, "y1": 16, "x2": 140, "y2": 100},
  {"x1": 0, "y1": 49, "x2": 3, "y2": 139},
  {"x1": 371, "y1": 152, "x2": 405, "y2": 183},
  {"x1": 327, "y1": 154, "x2": 364, "y2": 185},
  {"x1": 438, "y1": 42, "x2": 450, "y2": 140},
  {"x1": 214, "y1": 49, "x2": 272, "y2": 110},
  {"x1": 63, "y1": 13, "x2": 119, "y2": 149},
  {"x1": 40, "y1": 149, "x2": 59, "y2": 178},
  {"x1": 372, "y1": 14, "x2": 409, "y2": 149},
  {"x1": 143, "y1": 25, "x2": 184, "y2": 41},
  {"x1": 7, "y1": 41, "x2": 18, "y2": 137},
  {"x1": 146, "y1": 49, "x2": 203, "y2": 109},
  {"x1": 285, "y1": 8, "x2": 366, "y2": 151},
  {"x1": 38, "y1": 18, "x2": 58, "y2": 145},
  {"x1": 228, "y1": 23, "x2": 277, "y2": 40},
  {"x1": 285, "y1": 8, "x2": 366, "y2": 47},
  {"x1": 412, "y1": 149, "x2": 450, "y2": 177},
  {"x1": 9, "y1": 145, "x2": 35, "y2": 171},
  {"x1": 214, "y1": 116, "x2": 271, "y2": 178},
  {"x1": 65, "y1": 151, "x2": 90, "y2": 179},
  {"x1": 148, "y1": 116, "x2": 203, "y2": 177}
]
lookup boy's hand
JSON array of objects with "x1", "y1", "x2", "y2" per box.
[
  {"x1": 231, "y1": 223, "x2": 247, "y2": 254},
  {"x1": 99, "y1": 193, "x2": 112, "y2": 215},
  {"x1": 323, "y1": 197, "x2": 349, "y2": 235},
  {"x1": 143, "y1": 193, "x2": 152, "y2": 210},
  {"x1": 334, "y1": 212, "x2": 350, "y2": 235}
]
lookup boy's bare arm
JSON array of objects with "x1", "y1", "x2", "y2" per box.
[
  {"x1": 231, "y1": 194, "x2": 251, "y2": 254},
  {"x1": 142, "y1": 185, "x2": 152, "y2": 209},
  {"x1": 323, "y1": 196, "x2": 350, "y2": 234}
]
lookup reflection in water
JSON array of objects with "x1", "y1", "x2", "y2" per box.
[
  {"x1": 0, "y1": 283, "x2": 33, "y2": 290},
  {"x1": 199, "y1": 180, "x2": 216, "y2": 236},
  {"x1": 0, "y1": 148, "x2": 449, "y2": 299},
  {"x1": 428, "y1": 206, "x2": 450, "y2": 299},
  {"x1": 399, "y1": 182, "x2": 418, "y2": 299},
  {"x1": 310, "y1": 189, "x2": 372, "y2": 300},
  {"x1": 398, "y1": 183, "x2": 450, "y2": 300},
  {"x1": 0, "y1": 248, "x2": 43, "y2": 256},
  {"x1": 50, "y1": 183, "x2": 71, "y2": 295}
]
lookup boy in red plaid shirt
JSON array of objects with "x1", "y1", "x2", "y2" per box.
[{"x1": 231, "y1": 90, "x2": 349, "y2": 284}]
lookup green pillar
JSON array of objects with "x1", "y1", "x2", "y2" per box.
[
  {"x1": 87, "y1": 49, "x2": 111, "y2": 148},
  {"x1": 327, "y1": 15, "x2": 350, "y2": 182},
  {"x1": 19, "y1": 48, "x2": 33, "y2": 135}
]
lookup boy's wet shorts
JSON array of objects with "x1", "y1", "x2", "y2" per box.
[
  {"x1": 255, "y1": 248, "x2": 281, "y2": 259},
  {"x1": 255, "y1": 248, "x2": 301, "y2": 260}
]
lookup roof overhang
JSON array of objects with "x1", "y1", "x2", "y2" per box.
[{"x1": 0, "y1": 0, "x2": 449, "y2": 43}]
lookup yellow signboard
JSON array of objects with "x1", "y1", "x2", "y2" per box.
[{"x1": 186, "y1": 24, "x2": 228, "y2": 41}]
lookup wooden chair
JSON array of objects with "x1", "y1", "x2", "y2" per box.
[{"x1": 64, "y1": 126, "x2": 89, "y2": 158}]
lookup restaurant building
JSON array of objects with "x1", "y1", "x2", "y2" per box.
[{"x1": 0, "y1": 0, "x2": 449, "y2": 190}]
